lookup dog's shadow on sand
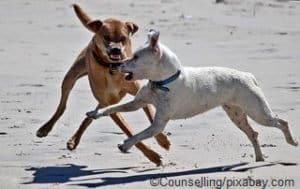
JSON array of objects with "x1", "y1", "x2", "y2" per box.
[{"x1": 23, "y1": 162, "x2": 297, "y2": 188}]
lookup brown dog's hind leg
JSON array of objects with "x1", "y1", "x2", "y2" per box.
[
  {"x1": 36, "y1": 55, "x2": 87, "y2": 137},
  {"x1": 111, "y1": 112, "x2": 162, "y2": 166},
  {"x1": 223, "y1": 104, "x2": 264, "y2": 162}
]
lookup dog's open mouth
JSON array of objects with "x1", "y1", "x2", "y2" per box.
[
  {"x1": 109, "y1": 54, "x2": 122, "y2": 61},
  {"x1": 124, "y1": 72, "x2": 133, "y2": 81}
]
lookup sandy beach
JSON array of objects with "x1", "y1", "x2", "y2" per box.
[{"x1": 0, "y1": 0, "x2": 300, "y2": 188}]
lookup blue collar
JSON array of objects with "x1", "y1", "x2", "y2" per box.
[{"x1": 150, "y1": 70, "x2": 181, "y2": 92}]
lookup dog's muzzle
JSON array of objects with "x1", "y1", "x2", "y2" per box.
[
  {"x1": 119, "y1": 64, "x2": 134, "y2": 81},
  {"x1": 108, "y1": 47, "x2": 123, "y2": 61}
]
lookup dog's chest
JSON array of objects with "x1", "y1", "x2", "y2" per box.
[
  {"x1": 104, "y1": 79, "x2": 127, "y2": 103},
  {"x1": 90, "y1": 73, "x2": 127, "y2": 104}
]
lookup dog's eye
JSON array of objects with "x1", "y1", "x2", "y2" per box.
[
  {"x1": 133, "y1": 55, "x2": 138, "y2": 60},
  {"x1": 103, "y1": 35, "x2": 110, "y2": 41}
]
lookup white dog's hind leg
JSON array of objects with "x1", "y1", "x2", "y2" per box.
[
  {"x1": 275, "y1": 118, "x2": 298, "y2": 146},
  {"x1": 260, "y1": 117, "x2": 298, "y2": 146},
  {"x1": 223, "y1": 104, "x2": 264, "y2": 162},
  {"x1": 118, "y1": 117, "x2": 169, "y2": 153},
  {"x1": 255, "y1": 116, "x2": 298, "y2": 146},
  {"x1": 239, "y1": 86, "x2": 298, "y2": 147}
]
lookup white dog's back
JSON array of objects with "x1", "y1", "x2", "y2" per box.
[{"x1": 162, "y1": 67, "x2": 264, "y2": 119}]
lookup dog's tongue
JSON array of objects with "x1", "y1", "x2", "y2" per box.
[{"x1": 110, "y1": 54, "x2": 121, "y2": 60}]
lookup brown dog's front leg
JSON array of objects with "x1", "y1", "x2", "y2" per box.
[
  {"x1": 143, "y1": 105, "x2": 171, "y2": 150},
  {"x1": 37, "y1": 55, "x2": 87, "y2": 138},
  {"x1": 110, "y1": 112, "x2": 162, "y2": 166}
]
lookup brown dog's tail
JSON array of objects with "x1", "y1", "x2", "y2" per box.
[{"x1": 72, "y1": 4, "x2": 92, "y2": 27}]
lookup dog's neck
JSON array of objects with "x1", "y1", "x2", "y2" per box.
[{"x1": 150, "y1": 43, "x2": 182, "y2": 81}]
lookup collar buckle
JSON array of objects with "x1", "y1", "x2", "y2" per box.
[
  {"x1": 109, "y1": 64, "x2": 117, "y2": 75},
  {"x1": 92, "y1": 51, "x2": 122, "y2": 75}
]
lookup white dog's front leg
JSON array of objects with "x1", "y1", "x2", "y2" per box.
[
  {"x1": 86, "y1": 107, "x2": 100, "y2": 119},
  {"x1": 86, "y1": 99, "x2": 146, "y2": 119},
  {"x1": 118, "y1": 116, "x2": 169, "y2": 153},
  {"x1": 87, "y1": 86, "x2": 152, "y2": 119}
]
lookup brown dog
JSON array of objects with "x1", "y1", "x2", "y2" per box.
[{"x1": 36, "y1": 4, "x2": 170, "y2": 165}]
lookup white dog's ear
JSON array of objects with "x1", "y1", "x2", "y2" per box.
[{"x1": 148, "y1": 29, "x2": 160, "y2": 55}]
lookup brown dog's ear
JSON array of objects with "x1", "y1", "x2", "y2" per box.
[
  {"x1": 73, "y1": 4, "x2": 102, "y2": 33},
  {"x1": 126, "y1": 22, "x2": 139, "y2": 35},
  {"x1": 87, "y1": 20, "x2": 103, "y2": 33}
]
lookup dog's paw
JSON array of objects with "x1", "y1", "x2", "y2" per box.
[
  {"x1": 86, "y1": 110, "x2": 102, "y2": 119},
  {"x1": 36, "y1": 126, "x2": 51, "y2": 138},
  {"x1": 118, "y1": 143, "x2": 130, "y2": 153},
  {"x1": 86, "y1": 110, "x2": 96, "y2": 118},
  {"x1": 155, "y1": 133, "x2": 171, "y2": 151},
  {"x1": 67, "y1": 138, "x2": 79, "y2": 151}
]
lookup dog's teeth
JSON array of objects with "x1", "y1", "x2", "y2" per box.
[
  {"x1": 110, "y1": 54, "x2": 121, "y2": 60},
  {"x1": 124, "y1": 72, "x2": 133, "y2": 80}
]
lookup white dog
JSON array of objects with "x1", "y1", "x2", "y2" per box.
[{"x1": 87, "y1": 30, "x2": 298, "y2": 162}]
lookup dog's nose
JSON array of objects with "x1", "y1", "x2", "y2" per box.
[{"x1": 110, "y1": 48, "x2": 121, "y2": 55}]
